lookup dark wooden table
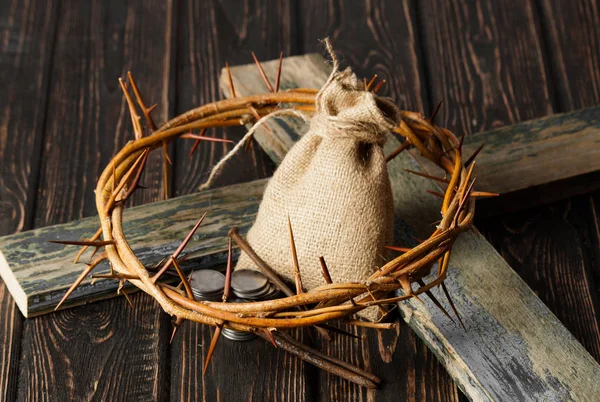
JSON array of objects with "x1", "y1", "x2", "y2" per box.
[{"x1": 1, "y1": 1, "x2": 599, "y2": 401}]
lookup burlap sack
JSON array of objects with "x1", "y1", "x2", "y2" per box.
[{"x1": 236, "y1": 65, "x2": 401, "y2": 320}]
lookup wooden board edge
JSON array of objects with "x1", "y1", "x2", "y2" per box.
[{"x1": 0, "y1": 249, "x2": 28, "y2": 318}]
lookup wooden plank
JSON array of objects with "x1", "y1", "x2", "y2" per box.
[
  {"x1": 168, "y1": 2, "x2": 309, "y2": 402},
  {"x1": 15, "y1": 1, "x2": 175, "y2": 400},
  {"x1": 0, "y1": 180, "x2": 265, "y2": 317},
  {"x1": 223, "y1": 54, "x2": 600, "y2": 400},
  {"x1": 297, "y1": 1, "x2": 459, "y2": 401},
  {"x1": 0, "y1": 0, "x2": 60, "y2": 400}
]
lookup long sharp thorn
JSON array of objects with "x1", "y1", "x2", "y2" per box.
[
  {"x1": 50, "y1": 239, "x2": 115, "y2": 247},
  {"x1": 263, "y1": 329, "x2": 278, "y2": 348},
  {"x1": 385, "y1": 245, "x2": 411, "y2": 253},
  {"x1": 118, "y1": 78, "x2": 143, "y2": 140},
  {"x1": 225, "y1": 62, "x2": 236, "y2": 98},
  {"x1": 470, "y1": 191, "x2": 499, "y2": 198},
  {"x1": 203, "y1": 324, "x2": 223, "y2": 375},
  {"x1": 274, "y1": 51, "x2": 283, "y2": 92},
  {"x1": 441, "y1": 282, "x2": 466, "y2": 330},
  {"x1": 372, "y1": 79, "x2": 386, "y2": 94},
  {"x1": 363, "y1": 77, "x2": 368, "y2": 90},
  {"x1": 429, "y1": 100, "x2": 443, "y2": 123},
  {"x1": 404, "y1": 169, "x2": 450, "y2": 184},
  {"x1": 222, "y1": 237, "x2": 233, "y2": 302},
  {"x1": 170, "y1": 317, "x2": 184, "y2": 344},
  {"x1": 458, "y1": 133, "x2": 465, "y2": 151},
  {"x1": 152, "y1": 212, "x2": 208, "y2": 283},
  {"x1": 189, "y1": 128, "x2": 207, "y2": 157},
  {"x1": 318, "y1": 256, "x2": 332, "y2": 284},
  {"x1": 465, "y1": 144, "x2": 484, "y2": 167},
  {"x1": 416, "y1": 279, "x2": 455, "y2": 324},
  {"x1": 426, "y1": 189, "x2": 445, "y2": 198},
  {"x1": 251, "y1": 52, "x2": 274, "y2": 92},
  {"x1": 181, "y1": 133, "x2": 234, "y2": 143},
  {"x1": 73, "y1": 227, "x2": 103, "y2": 263},
  {"x1": 366, "y1": 74, "x2": 378, "y2": 91},
  {"x1": 248, "y1": 106, "x2": 272, "y2": 134},
  {"x1": 122, "y1": 148, "x2": 150, "y2": 201},
  {"x1": 288, "y1": 216, "x2": 303, "y2": 294},
  {"x1": 55, "y1": 256, "x2": 106, "y2": 311},
  {"x1": 171, "y1": 258, "x2": 195, "y2": 301},
  {"x1": 127, "y1": 71, "x2": 157, "y2": 130},
  {"x1": 385, "y1": 140, "x2": 411, "y2": 163},
  {"x1": 119, "y1": 281, "x2": 134, "y2": 308},
  {"x1": 318, "y1": 324, "x2": 360, "y2": 339}
]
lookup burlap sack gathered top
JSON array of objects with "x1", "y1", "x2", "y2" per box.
[{"x1": 231, "y1": 49, "x2": 402, "y2": 321}]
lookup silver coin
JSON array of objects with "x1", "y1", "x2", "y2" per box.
[
  {"x1": 231, "y1": 269, "x2": 268, "y2": 293},
  {"x1": 222, "y1": 328, "x2": 256, "y2": 341},
  {"x1": 190, "y1": 269, "x2": 225, "y2": 295},
  {"x1": 232, "y1": 285, "x2": 270, "y2": 299}
]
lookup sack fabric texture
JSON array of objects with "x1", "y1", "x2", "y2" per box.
[{"x1": 236, "y1": 65, "x2": 401, "y2": 320}]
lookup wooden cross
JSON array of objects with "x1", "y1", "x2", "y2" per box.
[{"x1": 1, "y1": 54, "x2": 599, "y2": 401}]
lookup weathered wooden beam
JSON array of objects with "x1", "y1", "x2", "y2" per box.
[
  {"x1": 222, "y1": 55, "x2": 600, "y2": 401},
  {"x1": 0, "y1": 180, "x2": 265, "y2": 317}
]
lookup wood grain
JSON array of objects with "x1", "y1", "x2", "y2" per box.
[
  {"x1": 169, "y1": 1, "x2": 308, "y2": 401},
  {"x1": 0, "y1": 0, "x2": 60, "y2": 399},
  {"x1": 16, "y1": 1, "x2": 174, "y2": 400}
]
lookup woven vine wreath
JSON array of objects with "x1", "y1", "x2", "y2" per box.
[{"x1": 53, "y1": 48, "x2": 481, "y2": 388}]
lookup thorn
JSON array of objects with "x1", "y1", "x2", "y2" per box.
[
  {"x1": 127, "y1": 71, "x2": 157, "y2": 131},
  {"x1": 147, "y1": 104, "x2": 158, "y2": 113},
  {"x1": 426, "y1": 189, "x2": 445, "y2": 198},
  {"x1": 122, "y1": 148, "x2": 150, "y2": 201},
  {"x1": 50, "y1": 239, "x2": 115, "y2": 247},
  {"x1": 385, "y1": 140, "x2": 411, "y2": 163},
  {"x1": 251, "y1": 52, "x2": 274, "y2": 92},
  {"x1": 55, "y1": 255, "x2": 107, "y2": 310},
  {"x1": 372, "y1": 79, "x2": 386, "y2": 94},
  {"x1": 470, "y1": 191, "x2": 499, "y2": 198},
  {"x1": 180, "y1": 132, "x2": 234, "y2": 143},
  {"x1": 429, "y1": 100, "x2": 443, "y2": 123},
  {"x1": 118, "y1": 77, "x2": 143, "y2": 140},
  {"x1": 363, "y1": 77, "x2": 368, "y2": 90},
  {"x1": 118, "y1": 280, "x2": 134, "y2": 308},
  {"x1": 171, "y1": 257, "x2": 195, "y2": 300},
  {"x1": 189, "y1": 128, "x2": 207, "y2": 157},
  {"x1": 416, "y1": 279, "x2": 455, "y2": 324},
  {"x1": 441, "y1": 282, "x2": 466, "y2": 330},
  {"x1": 465, "y1": 144, "x2": 484, "y2": 167},
  {"x1": 458, "y1": 133, "x2": 465, "y2": 152},
  {"x1": 170, "y1": 316, "x2": 184, "y2": 344},
  {"x1": 366, "y1": 74, "x2": 378, "y2": 91},
  {"x1": 222, "y1": 237, "x2": 233, "y2": 302},
  {"x1": 248, "y1": 106, "x2": 272, "y2": 134},
  {"x1": 203, "y1": 324, "x2": 223, "y2": 375},
  {"x1": 152, "y1": 212, "x2": 208, "y2": 283},
  {"x1": 263, "y1": 328, "x2": 278, "y2": 348},
  {"x1": 274, "y1": 51, "x2": 283, "y2": 92},
  {"x1": 92, "y1": 273, "x2": 139, "y2": 280},
  {"x1": 318, "y1": 324, "x2": 360, "y2": 339},
  {"x1": 73, "y1": 227, "x2": 103, "y2": 263},
  {"x1": 225, "y1": 62, "x2": 236, "y2": 98},
  {"x1": 385, "y1": 245, "x2": 411, "y2": 253},
  {"x1": 318, "y1": 256, "x2": 332, "y2": 284},
  {"x1": 404, "y1": 169, "x2": 450, "y2": 184},
  {"x1": 287, "y1": 216, "x2": 304, "y2": 295}
]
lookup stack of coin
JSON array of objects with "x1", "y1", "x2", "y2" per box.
[
  {"x1": 221, "y1": 297, "x2": 257, "y2": 342},
  {"x1": 231, "y1": 269, "x2": 280, "y2": 300},
  {"x1": 189, "y1": 269, "x2": 225, "y2": 301}
]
